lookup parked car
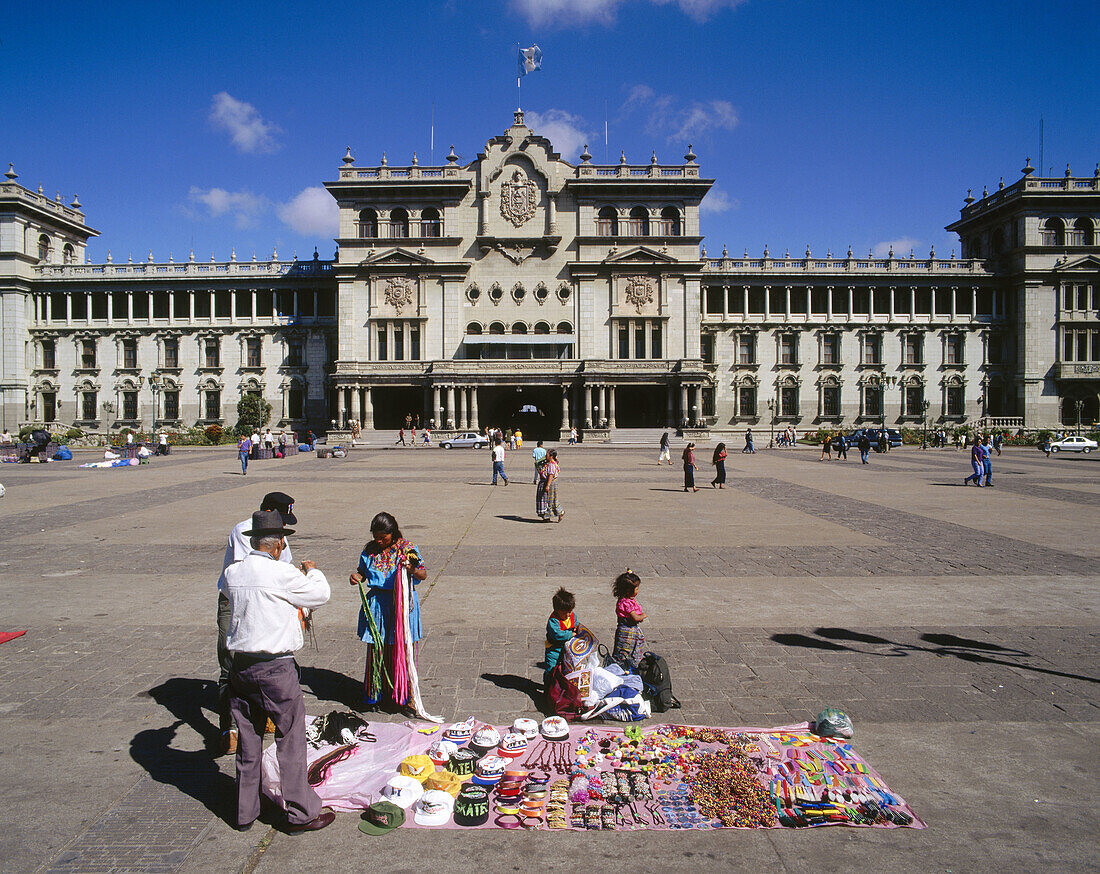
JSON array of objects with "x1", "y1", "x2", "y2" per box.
[
  {"x1": 1045, "y1": 435, "x2": 1097, "y2": 453},
  {"x1": 439, "y1": 431, "x2": 489, "y2": 449},
  {"x1": 843, "y1": 428, "x2": 902, "y2": 450}
]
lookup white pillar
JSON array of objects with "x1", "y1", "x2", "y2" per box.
[
  {"x1": 363, "y1": 386, "x2": 374, "y2": 428},
  {"x1": 446, "y1": 385, "x2": 455, "y2": 428},
  {"x1": 470, "y1": 387, "x2": 479, "y2": 430}
]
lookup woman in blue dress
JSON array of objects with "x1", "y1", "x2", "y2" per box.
[{"x1": 348, "y1": 512, "x2": 427, "y2": 709}]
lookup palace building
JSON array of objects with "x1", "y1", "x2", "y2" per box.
[{"x1": 2, "y1": 114, "x2": 1097, "y2": 438}]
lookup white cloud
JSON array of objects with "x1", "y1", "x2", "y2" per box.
[
  {"x1": 872, "y1": 237, "x2": 921, "y2": 258},
  {"x1": 277, "y1": 187, "x2": 339, "y2": 237},
  {"x1": 621, "y1": 85, "x2": 738, "y2": 143},
  {"x1": 209, "y1": 92, "x2": 282, "y2": 154},
  {"x1": 510, "y1": 0, "x2": 745, "y2": 27},
  {"x1": 187, "y1": 186, "x2": 270, "y2": 228},
  {"x1": 525, "y1": 109, "x2": 592, "y2": 159},
  {"x1": 700, "y1": 188, "x2": 737, "y2": 213}
]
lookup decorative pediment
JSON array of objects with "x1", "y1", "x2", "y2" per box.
[
  {"x1": 360, "y1": 247, "x2": 435, "y2": 267},
  {"x1": 604, "y1": 245, "x2": 678, "y2": 265},
  {"x1": 1052, "y1": 254, "x2": 1100, "y2": 273}
]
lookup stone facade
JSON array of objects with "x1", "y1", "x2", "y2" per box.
[{"x1": 1, "y1": 130, "x2": 1096, "y2": 437}]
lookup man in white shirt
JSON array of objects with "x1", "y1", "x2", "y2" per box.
[
  {"x1": 491, "y1": 439, "x2": 508, "y2": 485},
  {"x1": 1, "y1": 429, "x2": 13, "y2": 444},
  {"x1": 216, "y1": 492, "x2": 296, "y2": 755},
  {"x1": 225, "y1": 509, "x2": 333, "y2": 833}
]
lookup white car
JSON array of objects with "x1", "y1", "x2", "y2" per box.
[
  {"x1": 1047, "y1": 435, "x2": 1097, "y2": 453},
  {"x1": 439, "y1": 431, "x2": 489, "y2": 449}
]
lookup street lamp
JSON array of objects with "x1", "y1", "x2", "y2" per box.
[
  {"x1": 1072, "y1": 398, "x2": 1084, "y2": 435},
  {"x1": 691, "y1": 404, "x2": 698, "y2": 428},
  {"x1": 766, "y1": 398, "x2": 775, "y2": 448},
  {"x1": 439, "y1": 406, "x2": 445, "y2": 431},
  {"x1": 920, "y1": 399, "x2": 931, "y2": 449},
  {"x1": 593, "y1": 405, "x2": 599, "y2": 429}
]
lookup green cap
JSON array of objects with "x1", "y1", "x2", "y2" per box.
[{"x1": 358, "y1": 800, "x2": 405, "y2": 835}]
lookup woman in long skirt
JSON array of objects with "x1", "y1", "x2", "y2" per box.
[
  {"x1": 682, "y1": 443, "x2": 698, "y2": 492},
  {"x1": 710, "y1": 442, "x2": 727, "y2": 488},
  {"x1": 349, "y1": 512, "x2": 426, "y2": 710},
  {"x1": 536, "y1": 450, "x2": 564, "y2": 521}
]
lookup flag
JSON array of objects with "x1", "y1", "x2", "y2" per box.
[{"x1": 518, "y1": 45, "x2": 542, "y2": 77}]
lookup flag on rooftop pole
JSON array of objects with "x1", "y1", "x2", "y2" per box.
[{"x1": 518, "y1": 45, "x2": 542, "y2": 78}]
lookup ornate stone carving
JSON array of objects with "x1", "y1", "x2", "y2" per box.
[
  {"x1": 493, "y1": 242, "x2": 537, "y2": 265},
  {"x1": 384, "y1": 278, "x2": 415, "y2": 313},
  {"x1": 500, "y1": 169, "x2": 537, "y2": 227},
  {"x1": 624, "y1": 275, "x2": 654, "y2": 313}
]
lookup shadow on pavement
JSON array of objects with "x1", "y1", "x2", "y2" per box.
[
  {"x1": 299, "y1": 665, "x2": 364, "y2": 710},
  {"x1": 772, "y1": 627, "x2": 1100, "y2": 684},
  {"x1": 130, "y1": 677, "x2": 236, "y2": 822},
  {"x1": 480, "y1": 672, "x2": 549, "y2": 714},
  {"x1": 495, "y1": 514, "x2": 547, "y2": 524}
]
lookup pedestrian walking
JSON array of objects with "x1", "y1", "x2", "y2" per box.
[
  {"x1": 536, "y1": 449, "x2": 564, "y2": 521},
  {"x1": 742, "y1": 427, "x2": 755, "y2": 453},
  {"x1": 833, "y1": 431, "x2": 847, "y2": 460},
  {"x1": 964, "y1": 440, "x2": 984, "y2": 486},
  {"x1": 491, "y1": 439, "x2": 508, "y2": 485},
  {"x1": 568, "y1": 426, "x2": 577, "y2": 445},
  {"x1": 982, "y1": 435, "x2": 994, "y2": 486},
  {"x1": 858, "y1": 431, "x2": 871, "y2": 464},
  {"x1": 237, "y1": 434, "x2": 252, "y2": 475},
  {"x1": 395, "y1": 428, "x2": 406, "y2": 446},
  {"x1": 225, "y1": 510, "x2": 333, "y2": 833},
  {"x1": 993, "y1": 432, "x2": 1003, "y2": 456},
  {"x1": 819, "y1": 433, "x2": 832, "y2": 461},
  {"x1": 532, "y1": 440, "x2": 547, "y2": 483},
  {"x1": 421, "y1": 427, "x2": 431, "y2": 446},
  {"x1": 710, "y1": 442, "x2": 727, "y2": 488},
  {"x1": 682, "y1": 442, "x2": 698, "y2": 492},
  {"x1": 658, "y1": 431, "x2": 672, "y2": 465}
]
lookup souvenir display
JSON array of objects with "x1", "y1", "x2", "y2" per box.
[{"x1": 264, "y1": 718, "x2": 923, "y2": 832}]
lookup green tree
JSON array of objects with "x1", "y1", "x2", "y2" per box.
[{"x1": 235, "y1": 393, "x2": 272, "y2": 436}]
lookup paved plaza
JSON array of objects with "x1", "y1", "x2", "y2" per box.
[{"x1": 0, "y1": 440, "x2": 1097, "y2": 873}]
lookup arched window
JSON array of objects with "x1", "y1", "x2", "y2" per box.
[
  {"x1": 420, "y1": 208, "x2": 441, "y2": 238},
  {"x1": 556, "y1": 321, "x2": 573, "y2": 334},
  {"x1": 38, "y1": 234, "x2": 50, "y2": 262},
  {"x1": 596, "y1": 206, "x2": 618, "y2": 237},
  {"x1": 63, "y1": 243, "x2": 75, "y2": 264},
  {"x1": 358, "y1": 209, "x2": 378, "y2": 238},
  {"x1": 511, "y1": 322, "x2": 528, "y2": 334},
  {"x1": 389, "y1": 208, "x2": 409, "y2": 239},
  {"x1": 488, "y1": 322, "x2": 506, "y2": 335},
  {"x1": 1042, "y1": 217, "x2": 1065, "y2": 247},
  {"x1": 466, "y1": 322, "x2": 483, "y2": 335},
  {"x1": 1071, "y1": 218, "x2": 1095, "y2": 246},
  {"x1": 625, "y1": 206, "x2": 649, "y2": 236},
  {"x1": 534, "y1": 321, "x2": 551, "y2": 334},
  {"x1": 658, "y1": 207, "x2": 681, "y2": 236}
]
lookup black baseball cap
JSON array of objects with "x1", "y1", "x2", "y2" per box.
[
  {"x1": 453, "y1": 785, "x2": 490, "y2": 827},
  {"x1": 260, "y1": 491, "x2": 297, "y2": 525}
]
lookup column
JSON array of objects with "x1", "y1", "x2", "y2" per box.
[
  {"x1": 560, "y1": 386, "x2": 570, "y2": 430},
  {"x1": 722, "y1": 283, "x2": 729, "y2": 320},
  {"x1": 66, "y1": 293, "x2": 72, "y2": 326},
  {"x1": 584, "y1": 384, "x2": 593, "y2": 426},
  {"x1": 743, "y1": 286, "x2": 749, "y2": 316},
  {"x1": 127, "y1": 292, "x2": 133, "y2": 325},
  {"x1": 608, "y1": 385, "x2": 617, "y2": 428},
  {"x1": 680, "y1": 384, "x2": 689, "y2": 425},
  {"x1": 251, "y1": 290, "x2": 257, "y2": 325},
  {"x1": 336, "y1": 385, "x2": 346, "y2": 426},
  {"x1": 363, "y1": 386, "x2": 374, "y2": 428},
  {"x1": 350, "y1": 384, "x2": 361, "y2": 424},
  {"x1": 470, "y1": 386, "x2": 479, "y2": 431},
  {"x1": 446, "y1": 385, "x2": 455, "y2": 428},
  {"x1": 784, "y1": 286, "x2": 791, "y2": 319},
  {"x1": 826, "y1": 286, "x2": 833, "y2": 319},
  {"x1": 432, "y1": 385, "x2": 441, "y2": 427},
  {"x1": 547, "y1": 192, "x2": 558, "y2": 235}
]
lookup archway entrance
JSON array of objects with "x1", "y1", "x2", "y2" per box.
[
  {"x1": 1061, "y1": 390, "x2": 1099, "y2": 429},
  {"x1": 614, "y1": 385, "x2": 667, "y2": 427},
  {"x1": 371, "y1": 386, "x2": 424, "y2": 430},
  {"x1": 480, "y1": 385, "x2": 562, "y2": 441}
]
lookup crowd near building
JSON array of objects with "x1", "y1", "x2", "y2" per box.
[{"x1": 2, "y1": 112, "x2": 1097, "y2": 440}]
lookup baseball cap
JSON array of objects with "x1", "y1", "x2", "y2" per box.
[
  {"x1": 470, "y1": 727, "x2": 501, "y2": 755},
  {"x1": 381, "y1": 775, "x2": 423, "y2": 810},
  {"x1": 443, "y1": 720, "x2": 474, "y2": 743},
  {"x1": 414, "y1": 789, "x2": 455, "y2": 826},
  {"x1": 428, "y1": 740, "x2": 459, "y2": 767},
  {"x1": 540, "y1": 717, "x2": 569, "y2": 740},
  {"x1": 470, "y1": 755, "x2": 507, "y2": 786},
  {"x1": 398, "y1": 754, "x2": 436, "y2": 783},
  {"x1": 453, "y1": 785, "x2": 490, "y2": 827},
  {"x1": 497, "y1": 733, "x2": 528, "y2": 759},
  {"x1": 448, "y1": 747, "x2": 479, "y2": 777},
  {"x1": 425, "y1": 770, "x2": 466, "y2": 798},
  {"x1": 512, "y1": 718, "x2": 539, "y2": 740},
  {"x1": 358, "y1": 799, "x2": 405, "y2": 835}
]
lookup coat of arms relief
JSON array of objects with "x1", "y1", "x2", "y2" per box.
[
  {"x1": 500, "y1": 169, "x2": 538, "y2": 228},
  {"x1": 384, "y1": 278, "x2": 415, "y2": 314},
  {"x1": 624, "y1": 275, "x2": 655, "y2": 313}
]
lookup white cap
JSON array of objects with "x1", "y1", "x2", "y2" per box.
[
  {"x1": 540, "y1": 716, "x2": 569, "y2": 740},
  {"x1": 512, "y1": 718, "x2": 539, "y2": 739},
  {"x1": 428, "y1": 739, "x2": 459, "y2": 765},
  {"x1": 381, "y1": 775, "x2": 424, "y2": 810},
  {"x1": 470, "y1": 727, "x2": 501, "y2": 752},
  {"x1": 414, "y1": 789, "x2": 455, "y2": 826}
]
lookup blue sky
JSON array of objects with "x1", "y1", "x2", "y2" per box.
[{"x1": 5, "y1": 0, "x2": 1097, "y2": 263}]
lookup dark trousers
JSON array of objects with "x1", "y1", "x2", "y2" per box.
[
  {"x1": 229, "y1": 655, "x2": 321, "y2": 827},
  {"x1": 217, "y1": 593, "x2": 233, "y2": 733},
  {"x1": 684, "y1": 464, "x2": 695, "y2": 489}
]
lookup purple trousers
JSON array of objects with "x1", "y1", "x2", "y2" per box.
[{"x1": 229, "y1": 655, "x2": 322, "y2": 828}]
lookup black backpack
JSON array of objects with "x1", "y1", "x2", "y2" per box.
[{"x1": 638, "y1": 651, "x2": 681, "y2": 712}]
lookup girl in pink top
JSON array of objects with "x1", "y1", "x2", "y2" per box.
[{"x1": 612, "y1": 570, "x2": 647, "y2": 670}]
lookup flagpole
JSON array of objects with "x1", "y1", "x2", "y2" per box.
[{"x1": 516, "y1": 42, "x2": 522, "y2": 111}]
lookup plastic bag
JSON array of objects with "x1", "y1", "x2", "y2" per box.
[{"x1": 814, "y1": 707, "x2": 854, "y2": 738}]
